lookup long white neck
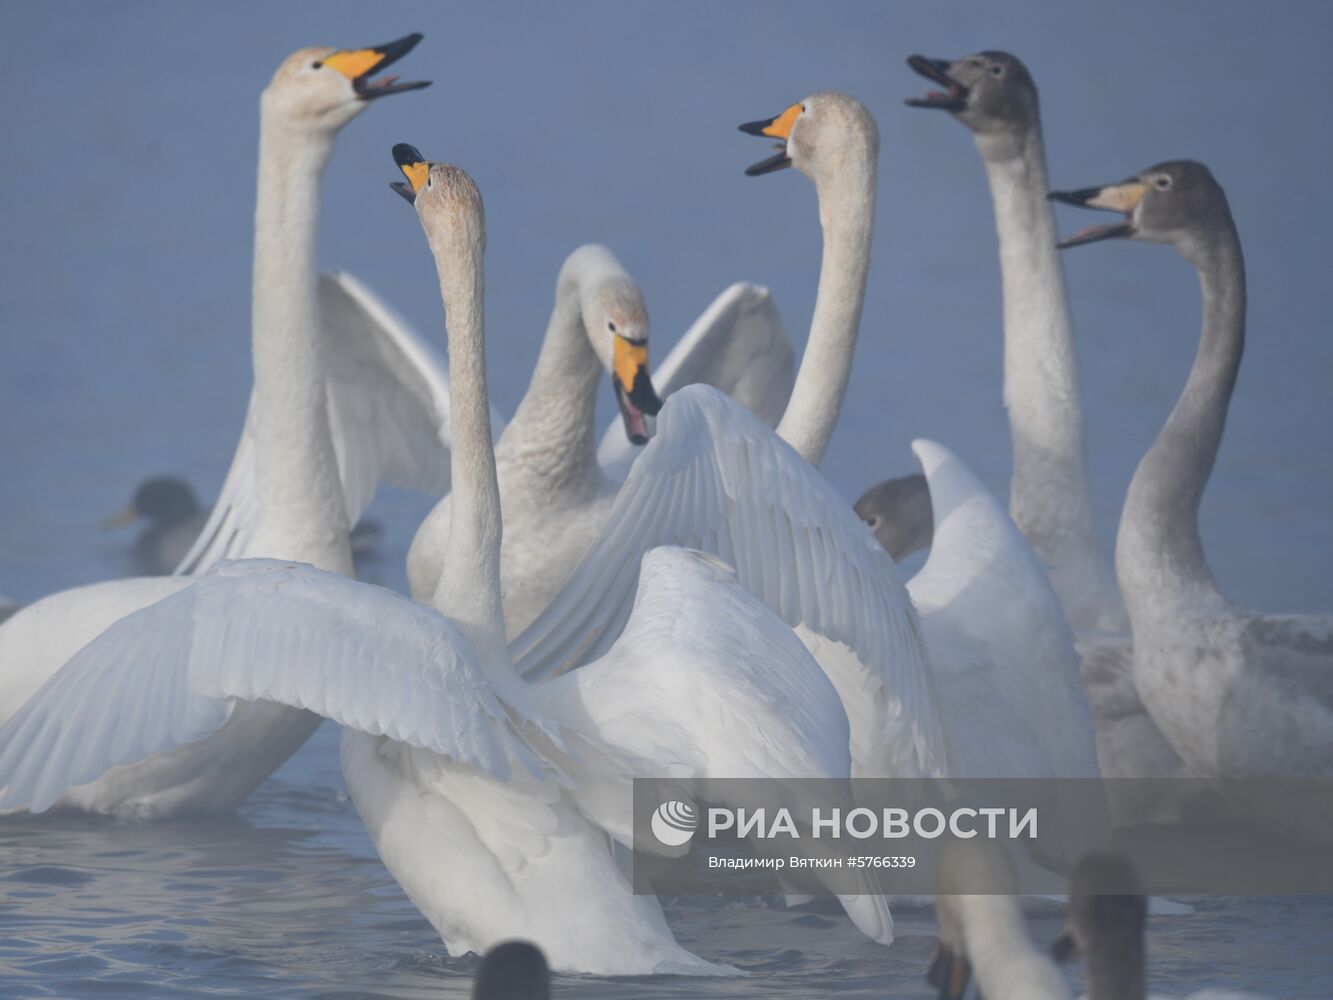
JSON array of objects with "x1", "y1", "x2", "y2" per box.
[
  {"x1": 427, "y1": 219, "x2": 509, "y2": 669},
  {"x1": 977, "y1": 124, "x2": 1124, "y2": 633},
  {"x1": 959, "y1": 896, "x2": 1071, "y2": 1000},
  {"x1": 496, "y1": 252, "x2": 610, "y2": 494},
  {"x1": 1116, "y1": 225, "x2": 1245, "y2": 623},
  {"x1": 776, "y1": 140, "x2": 877, "y2": 468},
  {"x1": 249, "y1": 105, "x2": 352, "y2": 575}
]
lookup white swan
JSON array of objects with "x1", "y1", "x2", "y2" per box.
[
  {"x1": 1052, "y1": 161, "x2": 1333, "y2": 781},
  {"x1": 931, "y1": 839, "x2": 1071, "y2": 1000},
  {"x1": 404, "y1": 243, "x2": 794, "y2": 633},
  {"x1": 904, "y1": 52, "x2": 1196, "y2": 820},
  {"x1": 0, "y1": 155, "x2": 893, "y2": 972},
  {"x1": 0, "y1": 35, "x2": 433, "y2": 817},
  {"x1": 513, "y1": 92, "x2": 950, "y2": 780},
  {"x1": 514, "y1": 94, "x2": 1100, "y2": 799}
]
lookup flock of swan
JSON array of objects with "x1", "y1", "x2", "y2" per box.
[{"x1": 0, "y1": 31, "x2": 1327, "y2": 991}]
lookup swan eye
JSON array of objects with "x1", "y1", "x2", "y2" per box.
[
  {"x1": 608, "y1": 321, "x2": 617, "y2": 333},
  {"x1": 990, "y1": 65, "x2": 1003, "y2": 77},
  {"x1": 1154, "y1": 176, "x2": 1171, "y2": 190},
  {"x1": 867, "y1": 517, "x2": 879, "y2": 528},
  {"x1": 311, "y1": 61, "x2": 322, "y2": 70}
]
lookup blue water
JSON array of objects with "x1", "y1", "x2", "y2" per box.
[{"x1": 1, "y1": 1, "x2": 1331, "y2": 996}]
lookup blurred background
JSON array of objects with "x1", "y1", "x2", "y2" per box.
[{"x1": 2, "y1": 0, "x2": 1330, "y2": 609}]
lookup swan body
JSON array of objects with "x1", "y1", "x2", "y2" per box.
[
  {"x1": 1053, "y1": 161, "x2": 1333, "y2": 781},
  {"x1": 0, "y1": 156, "x2": 892, "y2": 971},
  {"x1": 405, "y1": 245, "x2": 795, "y2": 634},
  {"x1": 931, "y1": 840, "x2": 1071, "y2": 1000},
  {"x1": 0, "y1": 35, "x2": 431, "y2": 817}
]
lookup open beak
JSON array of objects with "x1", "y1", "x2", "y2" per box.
[
  {"x1": 739, "y1": 102, "x2": 801, "y2": 176},
  {"x1": 101, "y1": 503, "x2": 139, "y2": 530},
  {"x1": 612, "y1": 336, "x2": 662, "y2": 445},
  {"x1": 905, "y1": 55, "x2": 969, "y2": 112},
  {"x1": 926, "y1": 941, "x2": 972, "y2": 1000},
  {"x1": 391, "y1": 142, "x2": 431, "y2": 204},
  {"x1": 1049, "y1": 180, "x2": 1146, "y2": 248},
  {"x1": 322, "y1": 32, "x2": 431, "y2": 101}
]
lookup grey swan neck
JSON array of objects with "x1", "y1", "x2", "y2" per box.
[
  {"x1": 776, "y1": 145, "x2": 877, "y2": 469},
  {"x1": 428, "y1": 215, "x2": 509, "y2": 669},
  {"x1": 1117, "y1": 225, "x2": 1245, "y2": 619},
  {"x1": 497, "y1": 263, "x2": 604, "y2": 493},
  {"x1": 249, "y1": 109, "x2": 352, "y2": 574},
  {"x1": 978, "y1": 124, "x2": 1122, "y2": 632}
]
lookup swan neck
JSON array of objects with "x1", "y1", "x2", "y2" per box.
[
  {"x1": 499, "y1": 271, "x2": 603, "y2": 488},
  {"x1": 250, "y1": 108, "x2": 351, "y2": 572},
  {"x1": 776, "y1": 146, "x2": 877, "y2": 468},
  {"x1": 427, "y1": 225, "x2": 509, "y2": 666},
  {"x1": 980, "y1": 124, "x2": 1122, "y2": 631},
  {"x1": 1083, "y1": 930, "x2": 1146, "y2": 1000},
  {"x1": 958, "y1": 896, "x2": 1069, "y2": 999},
  {"x1": 1117, "y1": 224, "x2": 1245, "y2": 613}
]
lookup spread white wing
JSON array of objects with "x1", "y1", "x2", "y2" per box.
[
  {"x1": 512, "y1": 385, "x2": 947, "y2": 780},
  {"x1": 906, "y1": 439, "x2": 1099, "y2": 780},
  {"x1": 597, "y1": 283, "x2": 795, "y2": 480},
  {"x1": 0, "y1": 559, "x2": 547, "y2": 813},
  {"x1": 176, "y1": 272, "x2": 504, "y2": 574}
]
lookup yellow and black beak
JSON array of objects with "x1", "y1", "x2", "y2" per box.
[
  {"x1": 322, "y1": 32, "x2": 431, "y2": 100},
  {"x1": 391, "y1": 143, "x2": 431, "y2": 204},
  {"x1": 1049, "y1": 179, "x2": 1147, "y2": 248},
  {"x1": 612, "y1": 336, "x2": 662, "y2": 446},
  {"x1": 739, "y1": 102, "x2": 802, "y2": 176},
  {"x1": 926, "y1": 941, "x2": 973, "y2": 1000},
  {"x1": 905, "y1": 55, "x2": 969, "y2": 111}
]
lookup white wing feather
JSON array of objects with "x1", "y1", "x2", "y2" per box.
[
  {"x1": 597, "y1": 283, "x2": 795, "y2": 480},
  {"x1": 907, "y1": 440, "x2": 1100, "y2": 780},
  {"x1": 512, "y1": 385, "x2": 947, "y2": 779},
  {"x1": 176, "y1": 272, "x2": 505, "y2": 574},
  {"x1": 0, "y1": 560, "x2": 547, "y2": 813}
]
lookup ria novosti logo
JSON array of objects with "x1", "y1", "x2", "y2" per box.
[{"x1": 651, "y1": 800, "x2": 698, "y2": 846}]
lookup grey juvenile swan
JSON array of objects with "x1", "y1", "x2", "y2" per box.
[
  {"x1": 1052, "y1": 161, "x2": 1333, "y2": 781},
  {"x1": 904, "y1": 53, "x2": 1197, "y2": 822}
]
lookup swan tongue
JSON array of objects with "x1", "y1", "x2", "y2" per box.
[{"x1": 905, "y1": 54, "x2": 969, "y2": 111}]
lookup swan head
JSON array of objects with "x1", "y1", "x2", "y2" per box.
[
  {"x1": 262, "y1": 34, "x2": 430, "y2": 132},
  {"x1": 391, "y1": 145, "x2": 485, "y2": 271},
  {"x1": 1051, "y1": 852, "x2": 1147, "y2": 996},
  {"x1": 739, "y1": 92, "x2": 878, "y2": 186},
  {"x1": 560, "y1": 247, "x2": 662, "y2": 445},
  {"x1": 103, "y1": 477, "x2": 200, "y2": 530},
  {"x1": 1050, "y1": 160, "x2": 1232, "y2": 255},
  {"x1": 905, "y1": 52, "x2": 1039, "y2": 143},
  {"x1": 853, "y1": 472, "x2": 933, "y2": 560},
  {"x1": 472, "y1": 940, "x2": 550, "y2": 1000}
]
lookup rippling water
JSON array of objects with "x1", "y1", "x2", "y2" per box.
[
  {"x1": 2, "y1": 1, "x2": 1332, "y2": 996},
  {"x1": 1, "y1": 729, "x2": 1329, "y2": 999}
]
